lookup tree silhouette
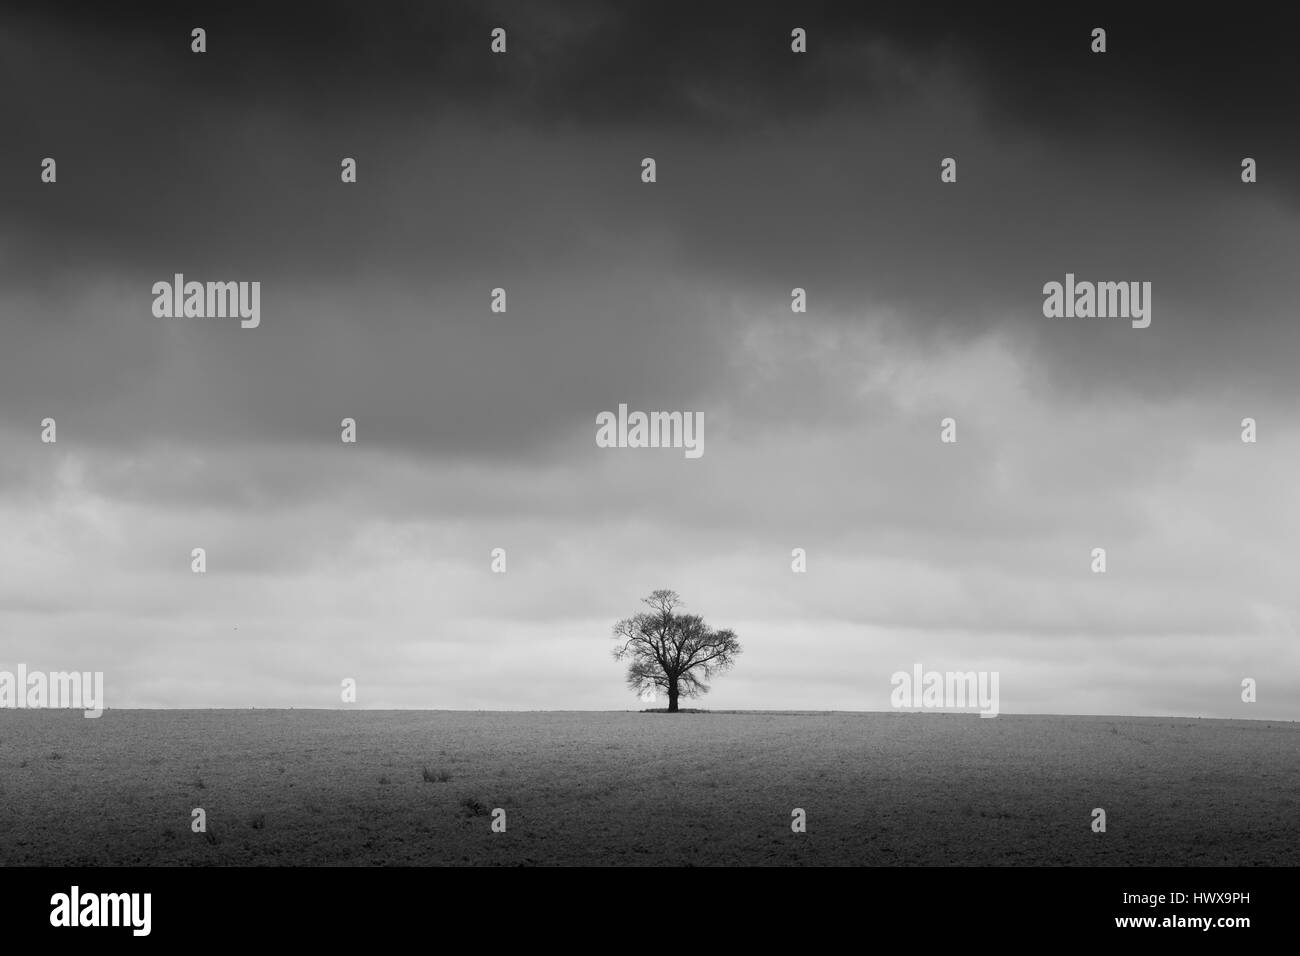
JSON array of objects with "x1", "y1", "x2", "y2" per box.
[{"x1": 611, "y1": 589, "x2": 741, "y2": 712}]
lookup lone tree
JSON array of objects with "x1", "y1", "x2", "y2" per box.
[{"x1": 612, "y1": 589, "x2": 741, "y2": 713}]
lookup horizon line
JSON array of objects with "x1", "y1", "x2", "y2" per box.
[{"x1": 7, "y1": 707, "x2": 1292, "y2": 723}]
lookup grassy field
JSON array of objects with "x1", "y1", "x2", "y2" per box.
[{"x1": 0, "y1": 710, "x2": 1295, "y2": 866}]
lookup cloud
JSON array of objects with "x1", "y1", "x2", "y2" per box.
[{"x1": 2, "y1": 2, "x2": 1295, "y2": 718}]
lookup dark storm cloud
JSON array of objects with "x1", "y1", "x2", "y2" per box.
[
  {"x1": 3, "y1": 0, "x2": 1298, "y2": 455},
  {"x1": 10, "y1": 2, "x2": 1298, "y2": 133},
  {"x1": 6, "y1": 0, "x2": 1297, "y2": 295},
  {"x1": 6, "y1": 0, "x2": 1297, "y2": 301}
]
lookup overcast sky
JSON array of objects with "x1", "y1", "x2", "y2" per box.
[{"x1": 1, "y1": 2, "x2": 1297, "y2": 717}]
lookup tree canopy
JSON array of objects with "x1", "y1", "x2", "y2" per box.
[{"x1": 611, "y1": 590, "x2": 741, "y2": 712}]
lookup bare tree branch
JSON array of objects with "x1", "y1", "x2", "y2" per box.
[{"x1": 610, "y1": 591, "x2": 742, "y2": 711}]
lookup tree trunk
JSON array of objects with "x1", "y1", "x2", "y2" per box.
[{"x1": 667, "y1": 679, "x2": 679, "y2": 713}]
